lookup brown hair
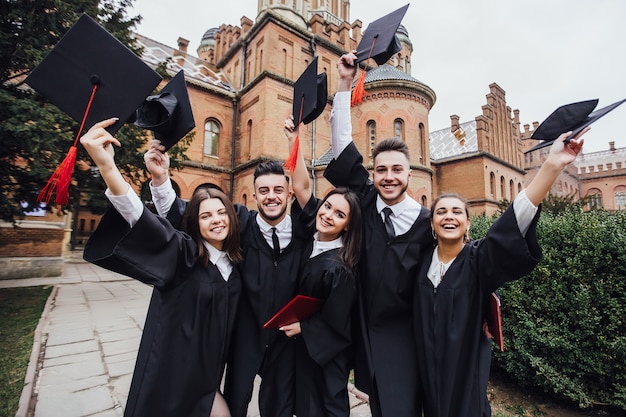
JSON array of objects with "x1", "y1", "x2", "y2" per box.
[
  {"x1": 372, "y1": 137, "x2": 410, "y2": 162},
  {"x1": 182, "y1": 188, "x2": 242, "y2": 265},
  {"x1": 320, "y1": 187, "x2": 363, "y2": 269}
]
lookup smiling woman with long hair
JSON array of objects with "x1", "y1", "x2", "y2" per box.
[
  {"x1": 413, "y1": 128, "x2": 588, "y2": 417},
  {"x1": 279, "y1": 117, "x2": 363, "y2": 417},
  {"x1": 80, "y1": 118, "x2": 242, "y2": 417}
]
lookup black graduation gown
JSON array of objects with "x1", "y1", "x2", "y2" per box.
[
  {"x1": 413, "y1": 205, "x2": 542, "y2": 417},
  {"x1": 295, "y1": 244, "x2": 356, "y2": 417},
  {"x1": 83, "y1": 207, "x2": 241, "y2": 417},
  {"x1": 324, "y1": 142, "x2": 434, "y2": 417},
  {"x1": 166, "y1": 196, "x2": 319, "y2": 417}
]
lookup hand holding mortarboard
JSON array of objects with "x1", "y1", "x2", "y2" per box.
[
  {"x1": 24, "y1": 13, "x2": 162, "y2": 205},
  {"x1": 337, "y1": 52, "x2": 358, "y2": 93},
  {"x1": 144, "y1": 140, "x2": 171, "y2": 187},
  {"x1": 351, "y1": 4, "x2": 410, "y2": 106},
  {"x1": 525, "y1": 98, "x2": 626, "y2": 153},
  {"x1": 79, "y1": 118, "x2": 130, "y2": 197},
  {"x1": 284, "y1": 57, "x2": 327, "y2": 172}
]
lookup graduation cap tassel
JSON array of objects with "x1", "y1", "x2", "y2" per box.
[
  {"x1": 284, "y1": 96, "x2": 305, "y2": 172},
  {"x1": 37, "y1": 82, "x2": 99, "y2": 206},
  {"x1": 351, "y1": 39, "x2": 376, "y2": 107}
]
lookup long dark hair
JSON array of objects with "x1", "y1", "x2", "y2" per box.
[
  {"x1": 320, "y1": 187, "x2": 363, "y2": 269},
  {"x1": 182, "y1": 188, "x2": 242, "y2": 265}
]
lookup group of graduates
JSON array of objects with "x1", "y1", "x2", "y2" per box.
[{"x1": 79, "y1": 52, "x2": 587, "y2": 417}]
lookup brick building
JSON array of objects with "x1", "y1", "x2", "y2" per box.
[
  {"x1": 3, "y1": 0, "x2": 624, "y2": 278},
  {"x1": 130, "y1": 0, "x2": 624, "y2": 219}
]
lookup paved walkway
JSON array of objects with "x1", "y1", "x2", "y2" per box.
[{"x1": 2, "y1": 254, "x2": 371, "y2": 417}]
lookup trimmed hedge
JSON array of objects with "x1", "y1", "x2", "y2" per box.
[{"x1": 470, "y1": 209, "x2": 626, "y2": 410}]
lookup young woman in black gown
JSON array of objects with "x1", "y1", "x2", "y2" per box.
[
  {"x1": 280, "y1": 116, "x2": 363, "y2": 417},
  {"x1": 80, "y1": 118, "x2": 242, "y2": 417},
  {"x1": 413, "y1": 128, "x2": 587, "y2": 417}
]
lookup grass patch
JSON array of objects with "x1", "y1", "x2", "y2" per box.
[{"x1": 0, "y1": 286, "x2": 52, "y2": 417}]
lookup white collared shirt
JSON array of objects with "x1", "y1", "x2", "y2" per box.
[
  {"x1": 256, "y1": 214, "x2": 292, "y2": 253},
  {"x1": 310, "y1": 232, "x2": 343, "y2": 258},
  {"x1": 375, "y1": 195, "x2": 422, "y2": 237},
  {"x1": 204, "y1": 241, "x2": 233, "y2": 281}
]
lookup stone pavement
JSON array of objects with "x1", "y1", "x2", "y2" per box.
[{"x1": 1, "y1": 254, "x2": 371, "y2": 417}]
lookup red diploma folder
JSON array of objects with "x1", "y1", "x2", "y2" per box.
[
  {"x1": 263, "y1": 295, "x2": 322, "y2": 329},
  {"x1": 487, "y1": 292, "x2": 504, "y2": 352}
]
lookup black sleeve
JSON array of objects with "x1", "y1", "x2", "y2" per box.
[
  {"x1": 475, "y1": 204, "x2": 543, "y2": 293},
  {"x1": 291, "y1": 194, "x2": 319, "y2": 240},
  {"x1": 84, "y1": 206, "x2": 197, "y2": 290}
]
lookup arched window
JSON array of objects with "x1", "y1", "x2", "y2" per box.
[
  {"x1": 367, "y1": 120, "x2": 376, "y2": 159},
  {"x1": 418, "y1": 122, "x2": 426, "y2": 162},
  {"x1": 394, "y1": 118, "x2": 404, "y2": 140},
  {"x1": 615, "y1": 186, "x2": 626, "y2": 210},
  {"x1": 421, "y1": 195, "x2": 428, "y2": 207},
  {"x1": 586, "y1": 189, "x2": 603, "y2": 210},
  {"x1": 204, "y1": 119, "x2": 220, "y2": 157},
  {"x1": 490, "y1": 172, "x2": 496, "y2": 197},
  {"x1": 509, "y1": 179, "x2": 515, "y2": 200},
  {"x1": 500, "y1": 176, "x2": 506, "y2": 200},
  {"x1": 89, "y1": 219, "x2": 96, "y2": 232}
]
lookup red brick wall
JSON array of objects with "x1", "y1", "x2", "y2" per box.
[{"x1": 0, "y1": 227, "x2": 64, "y2": 257}]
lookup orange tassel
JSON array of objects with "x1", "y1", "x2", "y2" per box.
[
  {"x1": 351, "y1": 70, "x2": 367, "y2": 107},
  {"x1": 37, "y1": 145, "x2": 78, "y2": 206},
  {"x1": 283, "y1": 135, "x2": 299, "y2": 172}
]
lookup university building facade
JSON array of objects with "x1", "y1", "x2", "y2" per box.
[{"x1": 3, "y1": 0, "x2": 624, "y2": 278}]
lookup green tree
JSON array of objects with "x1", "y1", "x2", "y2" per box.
[{"x1": 0, "y1": 0, "x2": 190, "y2": 223}]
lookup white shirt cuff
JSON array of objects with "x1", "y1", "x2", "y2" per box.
[
  {"x1": 105, "y1": 184, "x2": 143, "y2": 227},
  {"x1": 149, "y1": 177, "x2": 176, "y2": 218},
  {"x1": 513, "y1": 189, "x2": 539, "y2": 237},
  {"x1": 330, "y1": 91, "x2": 353, "y2": 157}
]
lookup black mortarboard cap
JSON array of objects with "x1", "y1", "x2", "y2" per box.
[
  {"x1": 134, "y1": 70, "x2": 196, "y2": 150},
  {"x1": 292, "y1": 57, "x2": 328, "y2": 125},
  {"x1": 355, "y1": 4, "x2": 410, "y2": 65},
  {"x1": 526, "y1": 98, "x2": 626, "y2": 153},
  {"x1": 24, "y1": 13, "x2": 162, "y2": 206},
  {"x1": 25, "y1": 13, "x2": 162, "y2": 135}
]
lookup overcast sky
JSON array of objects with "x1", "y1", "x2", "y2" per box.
[{"x1": 128, "y1": 0, "x2": 626, "y2": 153}]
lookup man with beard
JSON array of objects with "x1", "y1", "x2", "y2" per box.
[
  {"x1": 323, "y1": 52, "x2": 434, "y2": 417},
  {"x1": 145, "y1": 148, "x2": 317, "y2": 417}
]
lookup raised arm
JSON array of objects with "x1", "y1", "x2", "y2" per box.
[
  {"x1": 331, "y1": 52, "x2": 357, "y2": 157},
  {"x1": 80, "y1": 118, "x2": 126, "y2": 195},
  {"x1": 144, "y1": 140, "x2": 170, "y2": 186},
  {"x1": 284, "y1": 116, "x2": 311, "y2": 209},
  {"x1": 525, "y1": 128, "x2": 587, "y2": 206}
]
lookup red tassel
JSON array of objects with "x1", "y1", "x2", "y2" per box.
[
  {"x1": 283, "y1": 135, "x2": 299, "y2": 172},
  {"x1": 351, "y1": 70, "x2": 367, "y2": 107},
  {"x1": 37, "y1": 146, "x2": 78, "y2": 206},
  {"x1": 37, "y1": 80, "x2": 99, "y2": 207}
]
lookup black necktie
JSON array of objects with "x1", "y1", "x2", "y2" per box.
[
  {"x1": 382, "y1": 207, "x2": 396, "y2": 240},
  {"x1": 271, "y1": 227, "x2": 280, "y2": 261}
]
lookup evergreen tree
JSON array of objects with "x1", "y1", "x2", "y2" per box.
[{"x1": 0, "y1": 0, "x2": 190, "y2": 223}]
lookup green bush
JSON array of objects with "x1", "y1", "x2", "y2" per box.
[{"x1": 470, "y1": 209, "x2": 626, "y2": 410}]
